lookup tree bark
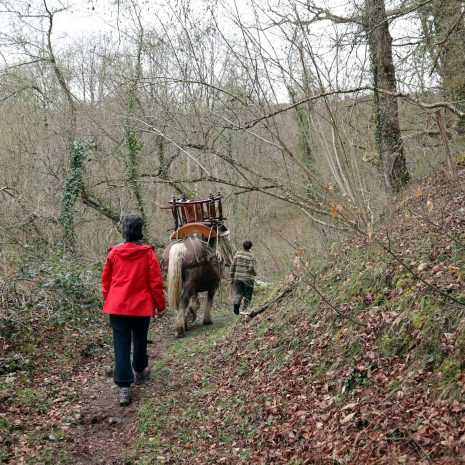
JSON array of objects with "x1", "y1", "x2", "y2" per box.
[
  {"x1": 364, "y1": 0, "x2": 410, "y2": 193},
  {"x1": 420, "y1": 0, "x2": 465, "y2": 132}
]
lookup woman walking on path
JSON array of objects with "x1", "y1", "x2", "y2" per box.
[{"x1": 101, "y1": 214, "x2": 166, "y2": 406}]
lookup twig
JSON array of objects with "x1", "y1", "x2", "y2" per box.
[
  {"x1": 297, "y1": 259, "x2": 365, "y2": 327},
  {"x1": 245, "y1": 277, "x2": 300, "y2": 319}
]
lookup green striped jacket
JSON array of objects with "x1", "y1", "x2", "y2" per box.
[{"x1": 230, "y1": 251, "x2": 256, "y2": 282}]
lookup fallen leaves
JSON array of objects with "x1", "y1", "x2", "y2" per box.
[
  {"x1": 128, "y1": 164, "x2": 465, "y2": 465},
  {"x1": 426, "y1": 199, "x2": 434, "y2": 213},
  {"x1": 3, "y1": 163, "x2": 465, "y2": 465},
  {"x1": 340, "y1": 412, "x2": 356, "y2": 424},
  {"x1": 330, "y1": 204, "x2": 343, "y2": 218}
]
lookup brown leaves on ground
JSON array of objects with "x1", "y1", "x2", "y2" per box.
[
  {"x1": 131, "y1": 162, "x2": 465, "y2": 465},
  {"x1": 2, "y1": 163, "x2": 465, "y2": 465}
]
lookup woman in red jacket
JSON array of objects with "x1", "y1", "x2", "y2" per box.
[{"x1": 101, "y1": 214, "x2": 166, "y2": 406}]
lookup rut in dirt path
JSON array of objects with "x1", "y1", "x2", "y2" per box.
[{"x1": 65, "y1": 317, "x2": 175, "y2": 465}]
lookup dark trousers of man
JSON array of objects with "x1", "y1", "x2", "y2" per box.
[
  {"x1": 233, "y1": 279, "x2": 254, "y2": 313},
  {"x1": 109, "y1": 314, "x2": 150, "y2": 387}
]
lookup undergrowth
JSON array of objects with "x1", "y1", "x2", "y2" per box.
[
  {"x1": 0, "y1": 245, "x2": 110, "y2": 463},
  {"x1": 126, "y1": 163, "x2": 465, "y2": 464}
]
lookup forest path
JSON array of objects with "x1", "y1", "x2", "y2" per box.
[
  {"x1": 65, "y1": 316, "x2": 175, "y2": 465},
  {"x1": 65, "y1": 293, "x2": 235, "y2": 465}
]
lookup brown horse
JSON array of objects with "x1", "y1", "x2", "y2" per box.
[{"x1": 163, "y1": 237, "x2": 225, "y2": 338}]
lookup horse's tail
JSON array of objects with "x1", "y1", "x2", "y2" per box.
[{"x1": 168, "y1": 242, "x2": 187, "y2": 309}]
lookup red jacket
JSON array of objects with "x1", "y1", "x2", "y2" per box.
[{"x1": 101, "y1": 243, "x2": 166, "y2": 317}]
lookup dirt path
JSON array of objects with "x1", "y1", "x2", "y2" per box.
[{"x1": 64, "y1": 316, "x2": 176, "y2": 465}]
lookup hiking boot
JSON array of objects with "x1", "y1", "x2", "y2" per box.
[
  {"x1": 134, "y1": 367, "x2": 150, "y2": 385},
  {"x1": 118, "y1": 387, "x2": 132, "y2": 406},
  {"x1": 233, "y1": 304, "x2": 240, "y2": 315}
]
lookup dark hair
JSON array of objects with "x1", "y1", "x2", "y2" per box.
[
  {"x1": 243, "y1": 240, "x2": 253, "y2": 251},
  {"x1": 121, "y1": 214, "x2": 144, "y2": 242}
]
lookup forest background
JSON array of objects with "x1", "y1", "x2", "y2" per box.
[
  {"x1": 2, "y1": 0, "x2": 465, "y2": 463},
  {"x1": 1, "y1": 0, "x2": 464, "y2": 274}
]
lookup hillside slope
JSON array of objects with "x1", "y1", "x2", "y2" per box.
[{"x1": 131, "y1": 161, "x2": 465, "y2": 465}]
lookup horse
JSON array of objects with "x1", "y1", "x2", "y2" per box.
[{"x1": 163, "y1": 236, "x2": 227, "y2": 338}]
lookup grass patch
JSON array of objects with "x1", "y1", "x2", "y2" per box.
[{"x1": 130, "y1": 305, "x2": 237, "y2": 463}]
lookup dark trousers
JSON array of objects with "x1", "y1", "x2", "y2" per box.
[
  {"x1": 109, "y1": 314, "x2": 150, "y2": 387},
  {"x1": 233, "y1": 280, "x2": 254, "y2": 310}
]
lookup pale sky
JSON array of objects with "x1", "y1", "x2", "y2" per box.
[
  {"x1": 1, "y1": 0, "x2": 355, "y2": 48},
  {"x1": 0, "y1": 0, "x2": 430, "y2": 94}
]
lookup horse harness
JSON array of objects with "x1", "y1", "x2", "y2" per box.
[{"x1": 180, "y1": 237, "x2": 218, "y2": 271}]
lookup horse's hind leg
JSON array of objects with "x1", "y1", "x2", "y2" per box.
[
  {"x1": 203, "y1": 288, "x2": 216, "y2": 325},
  {"x1": 174, "y1": 289, "x2": 191, "y2": 338},
  {"x1": 175, "y1": 303, "x2": 186, "y2": 338},
  {"x1": 179, "y1": 283, "x2": 198, "y2": 335},
  {"x1": 187, "y1": 294, "x2": 200, "y2": 324}
]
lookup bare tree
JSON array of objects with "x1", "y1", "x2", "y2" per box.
[
  {"x1": 363, "y1": 0, "x2": 410, "y2": 192},
  {"x1": 420, "y1": 0, "x2": 465, "y2": 132}
]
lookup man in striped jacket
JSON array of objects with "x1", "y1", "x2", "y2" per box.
[{"x1": 230, "y1": 240, "x2": 257, "y2": 314}]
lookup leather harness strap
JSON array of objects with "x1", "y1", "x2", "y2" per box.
[{"x1": 182, "y1": 238, "x2": 217, "y2": 270}]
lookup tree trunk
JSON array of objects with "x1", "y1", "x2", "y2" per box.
[
  {"x1": 420, "y1": 0, "x2": 465, "y2": 132},
  {"x1": 124, "y1": 31, "x2": 148, "y2": 231},
  {"x1": 364, "y1": 0, "x2": 410, "y2": 192}
]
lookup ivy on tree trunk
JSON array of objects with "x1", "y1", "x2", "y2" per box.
[
  {"x1": 124, "y1": 33, "x2": 148, "y2": 233},
  {"x1": 59, "y1": 140, "x2": 96, "y2": 251},
  {"x1": 364, "y1": 0, "x2": 410, "y2": 193},
  {"x1": 420, "y1": 0, "x2": 465, "y2": 133}
]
